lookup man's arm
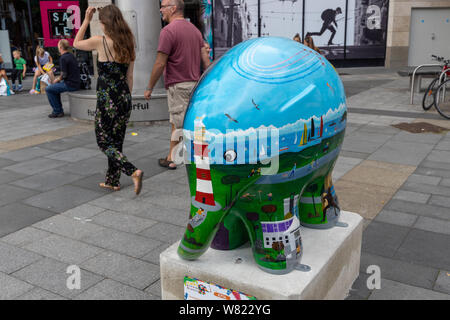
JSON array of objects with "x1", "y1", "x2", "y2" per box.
[
  {"x1": 144, "y1": 52, "x2": 168, "y2": 100},
  {"x1": 201, "y1": 42, "x2": 212, "y2": 70}
]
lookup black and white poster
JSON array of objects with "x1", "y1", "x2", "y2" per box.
[{"x1": 213, "y1": 0, "x2": 389, "y2": 62}]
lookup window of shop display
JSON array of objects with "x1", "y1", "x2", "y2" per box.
[
  {"x1": 212, "y1": 0, "x2": 389, "y2": 66},
  {"x1": 0, "y1": 0, "x2": 89, "y2": 71}
]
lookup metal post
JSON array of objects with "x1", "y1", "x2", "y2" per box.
[
  {"x1": 26, "y1": 0, "x2": 36, "y2": 54},
  {"x1": 227, "y1": 0, "x2": 234, "y2": 47}
]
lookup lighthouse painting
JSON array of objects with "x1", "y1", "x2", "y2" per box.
[{"x1": 188, "y1": 118, "x2": 222, "y2": 230}]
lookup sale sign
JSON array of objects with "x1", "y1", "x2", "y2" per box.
[{"x1": 40, "y1": 1, "x2": 80, "y2": 47}]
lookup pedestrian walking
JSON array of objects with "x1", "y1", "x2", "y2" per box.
[
  {"x1": 11, "y1": 50, "x2": 27, "y2": 92},
  {"x1": 45, "y1": 40, "x2": 80, "y2": 118},
  {"x1": 74, "y1": 5, "x2": 143, "y2": 195},
  {"x1": 144, "y1": 0, "x2": 211, "y2": 170}
]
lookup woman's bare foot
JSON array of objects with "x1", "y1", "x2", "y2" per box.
[{"x1": 131, "y1": 170, "x2": 144, "y2": 195}]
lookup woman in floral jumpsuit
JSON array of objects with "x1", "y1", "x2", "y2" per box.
[{"x1": 74, "y1": 5, "x2": 143, "y2": 194}]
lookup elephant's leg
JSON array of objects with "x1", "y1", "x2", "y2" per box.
[
  {"x1": 299, "y1": 172, "x2": 340, "y2": 228},
  {"x1": 235, "y1": 198, "x2": 303, "y2": 275},
  {"x1": 211, "y1": 209, "x2": 249, "y2": 250},
  {"x1": 178, "y1": 203, "x2": 230, "y2": 260}
]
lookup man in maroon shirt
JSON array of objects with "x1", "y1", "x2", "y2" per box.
[{"x1": 145, "y1": 0, "x2": 211, "y2": 170}]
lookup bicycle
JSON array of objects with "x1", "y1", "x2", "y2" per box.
[
  {"x1": 434, "y1": 75, "x2": 450, "y2": 119},
  {"x1": 422, "y1": 55, "x2": 450, "y2": 111}
]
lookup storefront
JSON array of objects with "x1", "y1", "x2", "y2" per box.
[
  {"x1": 188, "y1": 0, "x2": 389, "y2": 67},
  {"x1": 0, "y1": 0, "x2": 88, "y2": 69}
]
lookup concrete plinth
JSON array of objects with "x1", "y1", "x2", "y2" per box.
[
  {"x1": 160, "y1": 211, "x2": 363, "y2": 300},
  {"x1": 68, "y1": 89, "x2": 168, "y2": 122}
]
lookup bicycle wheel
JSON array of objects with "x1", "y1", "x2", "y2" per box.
[
  {"x1": 434, "y1": 79, "x2": 450, "y2": 119},
  {"x1": 422, "y1": 78, "x2": 439, "y2": 110}
]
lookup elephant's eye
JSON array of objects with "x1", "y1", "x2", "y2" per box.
[{"x1": 224, "y1": 150, "x2": 237, "y2": 162}]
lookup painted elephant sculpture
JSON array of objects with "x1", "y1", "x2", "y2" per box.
[{"x1": 177, "y1": 37, "x2": 347, "y2": 275}]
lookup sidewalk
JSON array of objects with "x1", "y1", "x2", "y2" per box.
[{"x1": 0, "y1": 72, "x2": 448, "y2": 300}]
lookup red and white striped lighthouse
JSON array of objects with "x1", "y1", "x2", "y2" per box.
[{"x1": 194, "y1": 119, "x2": 215, "y2": 206}]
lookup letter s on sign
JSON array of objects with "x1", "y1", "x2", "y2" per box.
[{"x1": 66, "y1": 5, "x2": 81, "y2": 30}]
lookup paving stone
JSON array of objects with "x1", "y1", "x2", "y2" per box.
[
  {"x1": 441, "y1": 178, "x2": 450, "y2": 187},
  {"x1": 33, "y1": 215, "x2": 106, "y2": 240},
  {"x1": 0, "y1": 170, "x2": 28, "y2": 184},
  {"x1": 69, "y1": 173, "x2": 132, "y2": 194},
  {"x1": 139, "y1": 222, "x2": 185, "y2": 244},
  {"x1": 141, "y1": 243, "x2": 171, "y2": 265},
  {"x1": 342, "y1": 138, "x2": 384, "y2": 154},
  {"x1": 393, "y1": 190, "x2": 430, "y2": 204},
  {"x1": 420, "y1": 160, "x2": 450, "y2": 171},
  {"x1": 361, "y1": 221, "x2": 410, "y2": 258},
  {"x1": 334, "y1": 179, "x2": 396, "y2": 220},
  {"x1": 62, "y1": 203, "x2": 106, "y2": 219},
  {"x1": 339, "y1": 150, "x2": 370, "y2": 159},
  {"x1": 434, "y1": 140, "x2": 450, "y2": 151},
  {"x1": 45, "y1": 147, "x2": 101, "y2": 163},
  {"x1": 15, "y1": 287, "x2": 67, "y2": 300},
  {"x1": 395, "y1": 229, "x2": 450, "y2": 270},
  {"x1": 146, "y1": 181, "x2": 190, "y2": 197},
  {"x1": 391, "y1": 131, "x2": 443, "y2": 144},
  {"x1": 0, "y1": 242, "x2": 43, "y2": 274},
  {"x1": 360, "y1": 252, "x2": 439, "y2": 290},
  {"x1": 415, "y1": 167, "x2": 450, "y2": 179},
  {"x1": 403, "y1": 182, "x2": 450, "y2": 197},
  {"x1": 369, "y1": 279, "x2": 450, "y2": 300},
  {"x1": 24, "y1": 234, "x2": 104, "y2": 265},
  {"x1": 23, "y1": 185, "x2": 103, "y2": 213},
  {"x1": 413, "y1": 216, "x2": 450, "y2": 236},
  {"x1": 133, "y1": 204, "x2": 188, "y2": 228},
  {"x1": 0, "y1": 185, "x2": 39, "y2": 208},
  {"x1": 406, "y1": 174, "x2": 441, "y2": 186},
  {"x1": 11, "y1": 169, "x2": 84, "y2": 192},
  {"x1": 0, "y1": 203, "x2": 55, "y2": 238},
  {"x1": 429, "y1": 195, "x2": 450, "y2": 208},
  {"x1": 368, "y1": 140, "x2": 434, "y2": 166},
  {"x1": 12, "y1": 258, "x2": 104, "y2": 299},
  {"x1": 142, "y1": 193, "x2": 190, "y2": 212},
  {"x1": 433, "y1": 270, "x2": 450, "y2": 295},
  {"x1": 3, "y1": 157, "x2": 67, "y2": 175},
  {"x1": 374, "y1": 210, "x2": 418, "y2": 227},
  {"x1": 91, "y1": 210, "x2": 157, "y2": 234},
  {"x1": 426, "y1": 150, "x2": 450, "y2": 164},
  {"x1": 0, "y1": 227, "x2": 52, "y2": 247},
  {"x1": 0, "y1": 158, "x2": 16, "y2": 169},
  {"x1": 81, "y1": 228, "x2": 161, "y2": 258},
  {"x1": 144, "y1": 279, "x2": 161, "y2": 298},
  {"x1": 74, "y1": 279, "x2": 157, "y2": 300},
  {"x1": 88, "y1": 196, "x2": 150, "y2": 215},
  {"x1": 0, "y1": 272, "x2": 34, "y2": 299},
  {"x1": 385, "y1": 199, "x2": 450, "y2": 221},
  {"x1": 80, "y1": 251, "x2": 159, "y2": 290},
  {"x1": 36, "y1": 137, "x2": 87, "y2": 152},
  {"x1": 0, "y1": 146, "x2": 54, "y2": 162},
  {"x1": 58, "y1": 157, "x2": 107, "y2": 176}
]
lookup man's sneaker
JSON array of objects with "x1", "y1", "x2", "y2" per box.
[
  {"x1": 12, "y1": 85, "x2": 16, "y2": 91},
  {"x1": 48, "y1": 113, "x2": 64, "y2": 118},
  {"x1": 18, "y1": 85, "x2": 23, "y2": 92}
]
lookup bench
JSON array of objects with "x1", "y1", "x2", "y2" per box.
[{"x1": 397, "y1": 65, "x2": 443, "y2": 104}]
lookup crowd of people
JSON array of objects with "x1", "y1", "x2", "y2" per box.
[{"x1": 0, "y1": 0, "x2": 327, "y2": 195}]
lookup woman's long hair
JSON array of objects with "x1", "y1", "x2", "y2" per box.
[{"x1": 98, "y1": 5, "x2": 135, "y2": 64}]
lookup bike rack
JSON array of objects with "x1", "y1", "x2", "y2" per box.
[{"x1": 410, "y1": 64, "x2": 442, "y2": 104}]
